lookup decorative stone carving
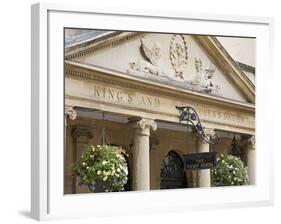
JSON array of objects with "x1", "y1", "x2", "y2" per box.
[
  {"x1": 140, "y1": 38, "x2": 161, "y2": 66},
  {"x1": 204, "y1": 128, "x2": 216, "y2": 138},
  {"x1": 65, "y1": 106, "x2": 77, "y2": 126},
  {"x1": 133, "y1": 118, "x2": 157, "y2": 132},
  {"x1": 247, "y1": 135, "x2": 255, "y2": 148},
  {"x1": 170, "y1": 34, "x2": 188, "y2": 79},
  {"x1": 128, "y1": 60, "x2": 163, "y2": 76},
  {"x1": 191, "y1": 58, "x2": 220, "y2": 93},
  {"x1": 197, "y1": 128, "x2": 217, "y2": 144},
  {"x1": 127, "y1": 38, "x2": 165, "y2": 77},
  {"x1": 65, "y1": 106, "x2": 77, "y2": 120}
]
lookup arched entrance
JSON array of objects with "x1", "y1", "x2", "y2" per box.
[{"x1": 160, "y1": 150, "x2": 187, "y2": 189}]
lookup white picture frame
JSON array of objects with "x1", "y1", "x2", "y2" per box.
[{"x1": 31, "y1": 2, "x2": 274, "y2": 221}]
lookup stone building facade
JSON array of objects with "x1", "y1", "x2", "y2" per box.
[{"x1": 64, "y1": 30, "x2": 255, "y2": 194}]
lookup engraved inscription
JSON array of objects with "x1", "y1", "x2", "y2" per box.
[
  {"x1": 93, "y1": 85, "x2": 160, "y2": 108},
  {"x1": 196, "y1": 106, "x2": 248, "y2": 124}
]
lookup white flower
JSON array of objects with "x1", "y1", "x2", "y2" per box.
[
  {"x1": 102, "y1": 161, "x2": 107, "y2": 165},
  {"x1": 103, "y1": 176, "x2": 108, "y2": 181},
  {"x1": 117, "y1": 168, "x2": 121, "y2": 172},
  {"x1": 82, "y1": 162, "x2": 86, "y2": 166},
  {"x1": 97, "y1": 170, "x2": 101, "y2": 175},
  {"x1": 124, "y1": 168, "x2": 128, "y2": 175}
]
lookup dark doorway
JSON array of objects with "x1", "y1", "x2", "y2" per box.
[{"x1": 160, "y1": 150, "x2": 187, "y2": 189}]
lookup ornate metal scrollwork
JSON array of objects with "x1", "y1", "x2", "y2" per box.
[{"x1": 176, "y1": 106, "x2": 219, "y2": 144}]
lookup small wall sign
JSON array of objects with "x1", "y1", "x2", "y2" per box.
[{"x1": 183, "y1": 152, "x2": 217, "y2": 170}]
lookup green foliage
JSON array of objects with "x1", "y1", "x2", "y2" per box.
[
  {"x1": 73, "y1": 145, "x2": 128, "y2": 192},
  {"x1": 211, "y1": 154, "x2": 249, "y2": 186}
]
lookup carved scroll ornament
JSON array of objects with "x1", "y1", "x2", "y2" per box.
[{"x1": 176, "y1": 106, "x2": 219, "y2": 144}]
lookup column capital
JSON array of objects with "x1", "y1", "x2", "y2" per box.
[
  {"x1": 246, "y1": 135, "x2": 255, "y2": 150},
  {"x1": 131, "y1": 118, "x2": 157, "y2": 131},
  {"x1": 248, "y1": 135, "x2": 255, "y2": 145},
  {"x1": 204, "y1": 128, "x2": 216, "y2": 138},
  {"x1": 197, "y1": 128, "x2": 216, "y2": 144},
  {"x1": 65, "y1": 106, "x2": 77, "y2": 120},
  {"x1": 65, "y1": 106, "x2": 77, "y2": 126}
]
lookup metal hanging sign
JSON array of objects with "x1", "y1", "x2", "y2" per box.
[{"x1": 183, "y1": 152, "x2": 217, "y2": 170}]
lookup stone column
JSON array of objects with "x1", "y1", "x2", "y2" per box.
[
  {"x1": 64, "y1": 106, "x2": 77, "y2": 160},
  {"x1": 197, "y1": 128, "x2": 215, "y2": 188},
  {"x1": 131, "y1": 118, "x2": 157, "y2": 191},
  {"x1": 246, "y1": 136, "x2": 255, "y2": 185},
  {"x1": 64, "y1": 106, "x2": 77, "y2": 194}
]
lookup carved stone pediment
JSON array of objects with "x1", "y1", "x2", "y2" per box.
[{"x1": 67, "y1": 32, "x2": 254, "y2": 103}]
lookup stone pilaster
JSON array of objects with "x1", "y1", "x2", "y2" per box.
[
  {"x1": 197, "y1": 128, "x2": 215, "y2": 188},
  {"x1": 64, "y1": 106, "x2": 77, "y2": 194},
  {"x1": 131, "y1": 118, "x2": 157, "y2": 191},
  {"x1": 71, "y1": 125, "x2": 93, "y2": 193},
  {"x1": 246, "y1": 136, "x2": 255, "y2": 185}
]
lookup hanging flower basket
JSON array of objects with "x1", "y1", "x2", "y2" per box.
[
  {"x1": 211, "y1": 154, "x2": 249, "y2": 186},
  {"x1": 73, "y1": 145, "x2": 128, "y2": 192}
]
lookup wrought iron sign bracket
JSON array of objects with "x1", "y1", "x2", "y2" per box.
[{"x1": 176, "y1": 106, "x2": 219, "y2": 144}]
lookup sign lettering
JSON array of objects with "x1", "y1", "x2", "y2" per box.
[{"x1": 183, "y1": 152, "x2": 217, "y2": 170}]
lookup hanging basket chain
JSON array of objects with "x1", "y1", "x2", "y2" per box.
[{"x1": 98, "y1": 112, "x2": 111, "y2": 145}]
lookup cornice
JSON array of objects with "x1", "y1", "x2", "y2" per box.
[
  {"x1": 65, "y1": 60, "x2": 255, "y2": 114},
  {"x1": 65, "y1": 32, "x2": 142, "y2": 60},
  {"x1": 236, "y1": 61, "x2": 255, "y2": 74}
]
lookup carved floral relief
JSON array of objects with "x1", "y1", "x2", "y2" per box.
[{"x1": 169, "y1": 34, "x2": 188, "y2": 79}]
